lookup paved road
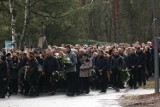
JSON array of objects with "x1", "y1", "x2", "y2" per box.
[{"x1": 0, "y1": 89, "x2": 154, "y2": 107}]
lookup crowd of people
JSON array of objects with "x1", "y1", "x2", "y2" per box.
[{"x1": 0, "y1": 41, "x2": 155, "y2": 98}]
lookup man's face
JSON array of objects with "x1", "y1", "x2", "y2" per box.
[
  {"x1": 114, "y1": 50, "x2": 119, "y2": 56},
  {"x1": 65, "y1": 48, "x2": 70, "y2": 53},
  {"x1": 98, "y1": 52, "x2": 103, "y2": 57},
  {"x1": 46, "y1": 50, "x2": 51, "y2": 57}
]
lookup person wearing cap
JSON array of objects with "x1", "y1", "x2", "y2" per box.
[
  {"x1": 95, "y1": 50, "x2": 108, "y2": 93},
  {"x1": 65, "y1": 45, "x2": 78, "y2": 96}
]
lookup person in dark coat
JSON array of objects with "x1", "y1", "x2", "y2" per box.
[
  {"x1": 19, "y1": 53, "x2": 28, "y2": 94},
  {"x1": 43, "y1": 49, "x2": 60, "y2": 95},
  {"x1": 75, "y1": 50, "x2": 82, "y2": 95},
  {"x1": 110, "y1": 49, "x2": 124, "y2": 92},
  {"x1": 145, "y1": 46, "x2": 152, "y2": 79},
  {"x1": 26, "y1": 52, "x2": 39, "y2": 96},
  {"x1": 0, "y1": 56, "x2": 8, "y2": 98},
  {"x1": 34, "y1": 50, "x2": 46, "y2": 93},
  {"x1": 127, "y1": 48, "x2": 139, "y2": 89},
  {"x1": 6, "y1": 53, "x2": 12, "y2": 64},
  {"x1": 9, "y1": 56, "x2": 20, "y2": 95},
  {"x1": 136, "y1": 47, "x2": 146, "y2": 87},
  {"x1": 65, "y1": 45, "x2": 78, "y2": 96},
  {"x1": 95, "y1": 50, "x2": 108, "y2": 93}
]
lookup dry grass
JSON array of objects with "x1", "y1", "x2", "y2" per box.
[
  {"x1": 120, "y1": 93, "x2": 160, "y2": 107},
  {"x1": 119, "y1": 79, "x2": 160, "y2": 107}
]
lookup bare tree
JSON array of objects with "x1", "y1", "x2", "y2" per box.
[
  {"x1": 9, "y1": 0, "x2": 17, "y2": 49},
  {"x1": 19, "y1": 0, "x2": 31, "y2": 49}
]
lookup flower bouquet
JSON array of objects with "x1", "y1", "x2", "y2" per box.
[
  {"x1": 121, "y1": 68, "x2": 130, "y2": 83},
  {"x1": 57, "y1": 56, "x2": 72, "y2": 70},
  {"x1": 24, "y1": 66, "x2": 34, "y2": 81}
]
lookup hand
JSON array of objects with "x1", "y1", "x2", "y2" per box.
[
  {"x1": 138, "y1": 65, "x2": 142, "y2": 68},
  {"x1": 110, "y1": 71, "x2": 112, "y2": 74},
  {"x1": 42, "y1": 72, "x2": 45, "y2": 75},
  {"x1": 99, "y1": 69, "x2": 102, "y2": 72},
  {"x1": 3, "y1": 78, "x2": 7, "y2": 81}
]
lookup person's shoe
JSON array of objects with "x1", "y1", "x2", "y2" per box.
[
  {"x1": 115, "y1": 88, "x2": 120, "y2": 92},
  {"x1": 99, "y1": 90, "x2": 106, "y2": 93},
  {"x1": 85, "y1": 90, "x2": 90, "y2": 94},
  {"x1": 134, "y1": 86, "x2": 138, "y2": 90},
  {"x1": 67, "y1": 93, "x2": 74, "y2": 96},
  {"x1": 120, "y1": 86, "x2": 125, "y2": 89},
  {"x1": 76, "y1": 92, "x2": 80, "y2": 95},
  {"x1": 0, "y1": 95, "x2": 5, "y2": 98},
  {"x1": 35, "y1": 93, "x2": 39, "y2": 96},
  {"x1": 24, "y1": 93, "x2": 28, "y2": 96},
  {"x1": 48, "y1": 91, "x2": 55, "y2": 95}
]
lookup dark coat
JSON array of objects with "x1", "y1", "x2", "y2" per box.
[
  {"x1": 43, "y1": 56, "x2": 60, "y2": 74},
  {"x1": 0, "y1": 60, "x2": 8, "y2": 80},
  {"x1": 95, "y1": 56, "x2": 108, "y2": 72},
  {"x1": 110, "y1": 55, "x2": 124, "y2": 72},
  {"x1": 27, "y1": 58, "x2": 39, "y2": 85},
  {"x1": 126, "y1": 54, "x2": 139, "y2": 69},
  {"x1": 136, "y1": 51, "x2": 146, "y2": 68},
  {"x1": 9, "y1": 60, "x2": 20, "y2": 80}
]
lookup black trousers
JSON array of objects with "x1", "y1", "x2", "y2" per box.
[
  {"x1": 112, "y1": 70, "x2": 121, "y2": 88},
  {"x1": 80, "y1": 77, "x2": 90, "y2": 93},
  {"x1": 137, "y1": 68, "x2": 146, "y2": 86},
  {"x1": 24, "y1": 80, "x2": 30, "y2": 94},
  {"x1": 66, "y1": 72, "x2": 76, "y2": 94},
  {"x1": 98, "y1": 71, "x2": 107, "y2": 91},
  {"x1": 38, "y1": 74, "x2": 46, "y2": 92},
  {"x1": 0, "y1": 80, "x2": 5, "y2": 97},
  {"x1": 45, "y1": 72, "x2": 56, "y2": 92},
  {"x1": 9, "y1": 79, "x2": 18, "y2": 94},
  {"x1": 129, "y1": 69, "x2": 137, "y2": 88},
  {"x1": 75, "y1": 72, "x2": 80, "y2": 93}
]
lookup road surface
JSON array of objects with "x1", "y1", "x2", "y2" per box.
[{"x1": 0, "y1": 88, "x2": 154, "y2": 107}]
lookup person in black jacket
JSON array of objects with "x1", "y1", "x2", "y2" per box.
[
  {"x1": 110, "y1": 49, "x2": 124, "y2": 92},
  {"x1": 19, "y1": 53, "x2": 28, "y2": 94},
  {"x1": 136, "y1": 47, "x2": 146, "y2": 87},
  {"x1": 127, "y1": 48, "x2": 139, "y2": 89},
  {"x1": 43, "y1": 49, "x2": 60, "y2": 95},
  {"x1": 9, "y1": 55, "x2": 20, "y2": 95},
  {"x1": 95, "y1": 50, "x2": 108, "y2": 93},
  {"x1": 28, "y1": 52, "x2": 39, "y2": 96},
  {"x1": 0, "y1": 56, "x2": 8, "y2": 98}
]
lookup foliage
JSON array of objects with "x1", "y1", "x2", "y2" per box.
[{"x1": 0, "y1": 0, "x2": 159, "y2": 48}]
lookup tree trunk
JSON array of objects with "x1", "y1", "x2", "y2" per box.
[
  {"x1": 19, "y1": 0, "x2": 31, "y2": 49},
  {"x1": 113, "y1": 0, "x2": 120, "y2": 42},
  {"x1": 9, "y1": 0, "x2": 17, "y2": 49}
]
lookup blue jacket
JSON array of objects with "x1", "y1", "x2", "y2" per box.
[{"x1": 95, "y1": 56, "x2": 108, "y2": 72}]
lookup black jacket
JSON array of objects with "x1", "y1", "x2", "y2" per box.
[
  {"x1": 9, "y1": 60, "x2": 20, "y2": 79},
  {"x1": 110, "y1": 55, "x2": 124, "y2": 72},
  {"x1": 0, "y1": 61, "x2": 8, "y2": 80},
  {"x1": 95, "y1": 56, "x2": 108, "y2": 72},
  {"x1": 43, "y1": 56, "x2": 60, "y2": 73},
  {"x1": 126, "y1": 54, "x2": 139, "y2": 70},
  {"x1": 136, "y1": 51, "x2": 146, "y2": 68}
]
